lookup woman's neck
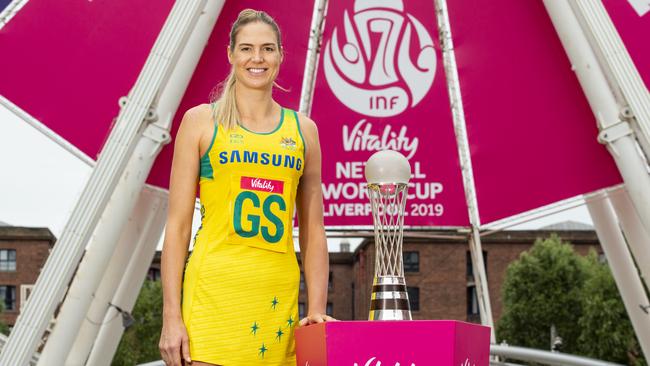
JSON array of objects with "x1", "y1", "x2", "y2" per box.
[{"x1": 235, "y1": 85, "x2": 279, "y2": 128}]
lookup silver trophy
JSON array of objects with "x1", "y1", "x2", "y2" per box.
[{"x1": 365, "y1": 150, "x2": 412, "y2": 320}]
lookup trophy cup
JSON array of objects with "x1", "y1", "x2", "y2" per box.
[{"x1": 365, "y1": 150, "x2": 412, "y2": 320}]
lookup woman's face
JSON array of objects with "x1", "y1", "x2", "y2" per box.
[{"x1": 228, "y1": 22, "x2": 282, "y2": 91}]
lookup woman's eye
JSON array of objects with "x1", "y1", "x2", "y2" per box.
[
  {"x1": 240, "y1": 47, "x2": 251, "y2": 52},
  {"x1": 264, "y1": 47, "x2": 275, "y2": 52}
]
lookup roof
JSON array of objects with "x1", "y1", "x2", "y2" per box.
[
  {"x1": 0, "y1": 226, "x2": 57, "y2": 245},
  {"x1": 539, "y1": 220, "x2": 594, "y2": 231}
]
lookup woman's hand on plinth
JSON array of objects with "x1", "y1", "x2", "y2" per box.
[{"x1": 299, "y1": 313, "x2": 338, "y2": 326}]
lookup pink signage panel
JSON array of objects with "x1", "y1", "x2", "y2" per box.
[
  {"x1": 446, "y1": 0, "x2": 623, "y2": 224},
  {"x1": 0, "y1": 0, "x2": 174, "y2": 158},
  {"x1": 0, "y1": 1, "x2": 313, "y2": 190},
  {"x1": 296, "y1": 320, "x2": 491, "y2": 366},
  {"x1": 311, "y1": 0, "x2": 470, "y2": 227}
]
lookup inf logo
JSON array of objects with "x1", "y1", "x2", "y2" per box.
[{"x1": 323, "y1": 0, "x2": 436, "y2": 117}]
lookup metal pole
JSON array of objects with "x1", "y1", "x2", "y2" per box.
[
  {"x1": 586, "y1": 192, "x2": 650, "y2": 359},
  {"x1": 86, "y1": 188, "x2": 168, "y2": 366},
  {"x1": 63, "y1": 1, "x2": 224, "y2": 362},
  {"x1": 433, "y1": 0, "x2": 495, "y2": 340},
  {"x1": 543, "y1": 0, "x2": 650, "y2": 238},
  {"x1": 491, "y1": 344, "x2": 624, "y2": 366},
  {"x1": 299, "y1": 0, "x2": 329, "y2": 116},
  {"x1": 569, "y1": 0, "x2": 650, "y2": 164},
  {"x1": 608, "y1": 187, "x2": 650, "y2": 289},
  {"x1": 0, "y1": 3, "x2": 206, "y2": 364}
]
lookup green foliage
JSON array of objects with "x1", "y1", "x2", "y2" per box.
[
  {"x1": 497, "y1": 234, "x2": 588, "y2": 354},
  {"x1": 0, "y1": 302, "x2": 10, "y2": 336},
  {"x1": 112, "y1": 280, "x2": 163, "y2": 366},
  {"x1": 497, "y1": 234, "x2": 647, "y2": 365},
  {"x1": 578, "y1": 253, "x2": 646, "y2": 365}
]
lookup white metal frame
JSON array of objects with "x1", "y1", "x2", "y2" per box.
[
  {"x1": 0, "y1": 2, "x2": 207, "y2": 365},
  {"x1": 433, "y1": 0, "x2": 495, "y2": 339}
]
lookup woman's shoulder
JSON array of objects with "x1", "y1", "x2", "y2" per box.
[
  {"x1": 176, "y1": 103, "x2": 215, "y2": 143},
  {"x1": 293, "y1": 110, "x2": 318, "y2": 134}
]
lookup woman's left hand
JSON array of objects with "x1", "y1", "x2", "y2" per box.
[{"x1": 298, "y1": 313, "x2": 337, "y2": 326}]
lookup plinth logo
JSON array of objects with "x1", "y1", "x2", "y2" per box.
[{"x1": 323, "y1": 0, "x2": 437, "y2": 117}]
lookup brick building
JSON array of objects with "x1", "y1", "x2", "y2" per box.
[
  {"x1": 0, "y1": 224, "x2": 601, "y2": 338},
  {"x1": 0, "y1": 225, "x2": 56, "y2": 327}
]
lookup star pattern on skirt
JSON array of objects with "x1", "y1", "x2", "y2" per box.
[
  {"x1": 275, "y1": 327, "x2": 284, "y2": 342},
  {"x1": 250, "y1": 321, "x2": 259, "y2": 335},
  {"x1": 271, "y1": 296, "x2": 279, "y2": 310},
  {"x1": 258, "y1": 343, "x2": 268, "y2": 358},
  {"x1": 286, "y1": 315, "x2": 294, "y2": 328}
]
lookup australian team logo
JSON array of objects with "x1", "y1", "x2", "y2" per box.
[
  {"x1": 323, "y1": 0, "x2": 437, "y2": 117},
  {"x1": 280, "y1": 136, "x2": 297, "y2": 150}
]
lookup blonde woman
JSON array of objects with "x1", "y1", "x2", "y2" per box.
[{"x1": 159, "y1": 9, "x2": 333, "y2": 366}]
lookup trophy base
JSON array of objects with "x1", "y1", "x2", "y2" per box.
[{"x1": 368, "y1": 275, "x2": 412, "y2": 320}]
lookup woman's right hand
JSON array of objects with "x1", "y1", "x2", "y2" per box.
[{"x1": 159, "y1": 316, "x2": 192, "y2": 366}]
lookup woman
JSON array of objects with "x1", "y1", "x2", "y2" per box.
[{"x1": 159, "y1": 9, "x2": 332, "y2": 366}]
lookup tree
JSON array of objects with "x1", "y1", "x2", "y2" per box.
[
  {"x1": 497, "y1": 234, "x2": 588, "y2": 354},
  {"x1": 112, "y1": 279, "x2": 163, "y2": 366},
  {"x1": 578, "y1": 253, "x2": 647, "y2": 365},
  {"x1": 0, "y1": 302, "x2": 10, "y2": 336}
]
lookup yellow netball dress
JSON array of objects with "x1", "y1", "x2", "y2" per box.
[{"x1": 181, "y1": 106, "x2": 305, "y2": 365}]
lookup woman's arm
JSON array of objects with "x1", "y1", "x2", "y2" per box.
[
  {"x1": 161, "y1": 106, "x2": 203, "y2": 321},
  {"x1": 295, "y1": 113, "x2": 334, "y2": 325}
]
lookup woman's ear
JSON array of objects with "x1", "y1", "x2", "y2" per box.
[
  {"x1": 280, "y1": 46, "x2": 284, "y2": 64},
  {"x1": 227, "y1": 45, "x2": 233, "y2": 65}
]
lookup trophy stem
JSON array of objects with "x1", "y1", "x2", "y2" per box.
[{"x1": 368, "y1": 275, "x2": 412, "y2": 320}]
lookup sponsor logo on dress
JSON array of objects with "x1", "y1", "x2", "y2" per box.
[
  {"x1": 241, "y1": 176, "x2": 285, "y2": 194},
  {"x1": 323, "y1": 0, "x2": 437, "y2": 117}
]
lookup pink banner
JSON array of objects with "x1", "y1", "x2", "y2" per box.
[
  {"x1": 0, "y1": 1, "x2": 313, "y2": 190},
  {"x1": 311, "y1": 0, "x2": 470, "y2": 227},
  {"x1": 447, "y1": 0, "x2": 623, "y2": 225}
]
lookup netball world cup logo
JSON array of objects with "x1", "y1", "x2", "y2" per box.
[{"x1": 323, "y1": 0, "x2": 437, "y2": 117}]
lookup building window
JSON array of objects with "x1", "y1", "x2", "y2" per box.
[
  {"x1": 300, "y1": 272, "x2": 305, "y2": 291},
  {"x1": 403, "y1": 251, "x2": 419, "y2": 272},
  {"x1": 147, "y1": 268, "x2": 161, "y2": 281},
  {"x1": 0, "y1": 285, "x2": 16, "y2": 311},
  {"x1": 407, "y1": 286, "x2": 419, "y2": 312},
  {"x1": 20, "y1": 284, "x2": 33, "y2": 312},
  {"x1": 466, "y1": 250, "x2": 487, "y2": 282},
  {"x1": 0, "y1": 249, "x2": 16, "y2": 271},
  {"x1": 328, "y1": 271, "x2": 333, "y2": 290},
  {"x1": 299, "y1": 302, "x2": 306, "y2": 318},
  {"x1": 467, "y1": 286, "x2": 480, "y2": 323},
  {"x1": 326, "y1": 302, "x2": 333, "y2": 316}
]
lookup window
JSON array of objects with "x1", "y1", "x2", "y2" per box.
[
  {"x1": 147, "y1": 268, "x2": 161, "y2": 281},
  {"x1": 0, "y1": 285, "x2": 16, "y2": 311},
  {"x1": 326, "y1": 302, "x2": 333, "y2": 316},
  {"x1": 0, "y1": 249, "x2": 16, "y2": 271},
  {"x1": 20, "y1": 284, "x2": 33, "y2": 312},
  {"x1": 407, "y1": 286, "x2": 419, "y2": 312},
  {"x1": 328, "y1": 271, "x2": 333, "y2": 290},
  {"x1": 467, "y1": 286, "x2": 480, "y2": 323},
  {"x1": 298, "y1": 302, "x2": 306, "y2": 318},
  {"x1": 300, "y1": 272, "x2": 305, "y2": 291},
  {"x1": 403, "y1": 251, "x2": 419, "y2": 272},
  {"x1": 466, "y1": 250, "x2": 487, "y2": 281}
]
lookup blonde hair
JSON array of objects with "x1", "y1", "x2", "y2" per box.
[{"x1": 209, "y1": 9, "x2": 283, "y2": 130}]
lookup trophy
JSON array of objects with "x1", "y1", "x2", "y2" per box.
[{"x1": 365, "y1": 150, "x2": 412, "y2": 320}]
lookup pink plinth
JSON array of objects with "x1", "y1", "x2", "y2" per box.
[{"x1": 295, "y1": 320, "x2": 490, "y2": 366}]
